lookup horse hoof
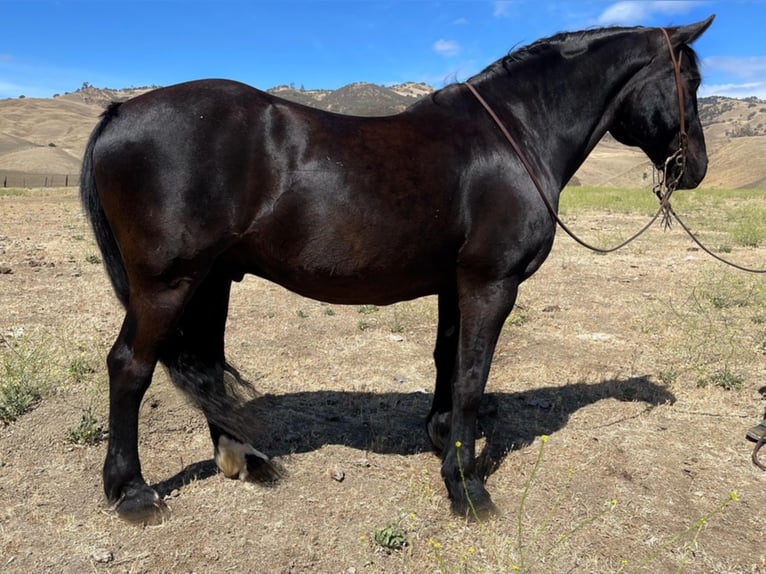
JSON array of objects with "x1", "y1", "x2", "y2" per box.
[
  {"x1": 450, "y1": 490, "x2": 497, "y2": 521},
  {"x1": 216, "y1": 435, "x2": 282, "y2": 482},
  {"x1": 114, "y1": 484, "x2": 169, "y2": 525},
  {"x1": 447, "y1": 478, "x2": 497, "y2": 521},
  {"x1": 427, "y1": 411, "x2": 451, "y2": 453}
]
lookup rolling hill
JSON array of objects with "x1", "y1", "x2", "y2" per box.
[{"x1": 1, "y1": 82, "x2": 763, "y2": 189}]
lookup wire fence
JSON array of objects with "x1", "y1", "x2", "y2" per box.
[{"x1": 1, "y1": 173, "x2": 80, "y2": 188}]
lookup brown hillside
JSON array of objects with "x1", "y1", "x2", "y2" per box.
[{"x1": 1, "y1": 85, "x2": 764, "y2": 189}]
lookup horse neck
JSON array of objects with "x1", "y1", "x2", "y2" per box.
[{"x1": 471, "y1": 33, "x2": 652, "y2": 190}]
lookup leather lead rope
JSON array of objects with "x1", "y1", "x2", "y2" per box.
[{"x1": 463, "y1": 81, "x2": 663, "y2": 253}]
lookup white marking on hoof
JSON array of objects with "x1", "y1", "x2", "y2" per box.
[{"x1": 216, "y1": 435, "x2": 269, "y2": 481}]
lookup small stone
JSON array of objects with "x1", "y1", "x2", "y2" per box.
[
  {"x1": 388, "y1": 334, "x2": 404, "y2": 342},
  {"x1": 330, "y1": 465, "x2": 345, "y2": 482},
  {"x1": 0, "y1": 266, "x2": 12, "y2": 274},
  {"x1": 91, "y1": 549, "x2": 114, "y2": 564}
]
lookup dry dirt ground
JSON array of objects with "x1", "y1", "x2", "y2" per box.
[{"x1": 0, "y1": 189, "x2": 765, "y2": 573}]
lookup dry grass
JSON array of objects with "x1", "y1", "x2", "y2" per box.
[{"x1": 0, "y1": 188, "x2": 764, "y2": 573}]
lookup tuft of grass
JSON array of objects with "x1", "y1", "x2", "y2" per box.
[
  {"x1": 730, "y1": 206, "x2": 766, "y2": 247},
  {"x1": 647, "y1": 270, "x2": 764, "y2": 388},
  {"x1": 559, "y1": 187, "x2": 659, "y2": 216},
  {"x1": 84, "y1": 253, "x2": 101, "y2": 265},
  {"x1": 0, "y1": 331, "x2": 95, "y2": 424},
  {"x1": 658, "y1": 368, "x2": 678, "y2": 385},
  {"x1": 0, "y1": 333, "x2": 55, "y2": 423},
  {"x1": 358, "y1": 304, "x2": 378, "y2": 315},
  {"x1": 65, "y1": 407, "x2": 105, "y2": 445},
  {"x1": 0, "y1": 188, "x2": 28, "y2": 197},
  {"x1": 0, "y1": 379, "x2": 42, "y2": 423},
  {"x1": 505, "y1": 307, "x2": 529, "y2": 328},
  {"x1": 68, "y1": 354, "x2": 95, "y2": 383},
  {"x1": 696, "y1": 368, "x2": 744, "y2": 391}
]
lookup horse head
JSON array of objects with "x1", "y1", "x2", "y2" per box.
[{"x1": 610, "y1": 16, "x2": 715, "y2": 190}]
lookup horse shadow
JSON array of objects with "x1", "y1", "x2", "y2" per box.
[{"x1": 153, "y1": 375, "x2": 675, "y2": 495}]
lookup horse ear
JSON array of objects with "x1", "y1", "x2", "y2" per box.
[{"x1": 669, "y1": 15, "x2": 715, "y2": 45}]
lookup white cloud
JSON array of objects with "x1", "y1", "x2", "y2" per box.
[
  {"x1": 493, "y1": 2, "x2": 514, "y2": 18},
  {"x1": 703, "y1": 56, "x2": 766, "y2": 82},
  {"x1": 433, "y1": 39, "x2": 460, "y2": 57},
  {"x1": 699, "y1": 81, "x2": 766, "y2": 100},
  {"x1": 699, "y1": 56, "x2": 766, "y2": 98},
  {"x1": 596, "y1": 1, "x2": 703, "y2": 25}
]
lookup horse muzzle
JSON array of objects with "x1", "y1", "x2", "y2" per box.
[{"x1": 678, "y1": 154, "x2": 707, "y2": 189}]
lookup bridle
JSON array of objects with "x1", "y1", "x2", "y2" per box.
[
  {"x1": 463, "y1": 27, "x2": 688, "y2": 253},
  {"x1": 465, "y1": 30, "x2": 766, "y2": 274},
  {"x1": 655, "y1": 27, "x2": 688, "y2": 226}
]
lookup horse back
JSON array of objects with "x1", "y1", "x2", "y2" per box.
[{"x1": 91, "y1": 80, "x2": 480, "y2": 303}]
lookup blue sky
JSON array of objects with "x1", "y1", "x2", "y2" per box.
[{"x1": 1, "y1": 0, "x2": 764, "y2": 100}]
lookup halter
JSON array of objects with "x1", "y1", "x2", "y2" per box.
[
  {"x1": 655, "y1": 28, "x2": 688, "y2": 227},
  {"x1": 464, "y1": 28, "x2": 688, "y2": 251}
]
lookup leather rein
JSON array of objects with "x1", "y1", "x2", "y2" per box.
[{"x1": 465, "y1": 29, "x2": 766, "y2": 273}]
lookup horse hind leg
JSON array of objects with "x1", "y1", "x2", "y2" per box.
[
  {"x1": 104, "y1": 287, "x2": 193, "y2": 524},
  {"x1": 161, "y1": 273, "x2": 280, "y2": 484}
]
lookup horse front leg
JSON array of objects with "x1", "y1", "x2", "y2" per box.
[{"x1": 441, "y1": 277, "x2": 518, "y2": 518}]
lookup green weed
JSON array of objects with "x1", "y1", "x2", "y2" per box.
[
  {"x1": 696, "y1": 368, "x2": 744, "y2": 390},
  {"x1": 0, "y1": 333, "x2": 54, "y2": 423},
  {"x1": 358, "y1": 304, "x2": 378, "y2": 315},
  {"x1": 0, "y1": 188, "x2": 28, "y2": 197},
  {"x1": 658, "y1": 368, "x2": 678, "y2": 385},
  {"x1": 372, "y1": 521, "x2": 408, "y2": 552},
  {"x1": 68, "y1": 354, "x2": 95, "y2": 383},
  {"x1": 65, "y1": 407, "x2": 104, "y2": 445},
  {"x1": 730, "y1": 206, "x2": 766, "y2": 247}
]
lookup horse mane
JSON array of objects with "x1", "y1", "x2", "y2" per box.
[
  {"x1": 413, "y1": 23, "x2": 701, "y2": 111},
  {"x1": 468, "y1": 24, "x2": 701, "y2": 84},
  {"x1": 468, "y1": 25, "x2": 646, "y2": 83}
]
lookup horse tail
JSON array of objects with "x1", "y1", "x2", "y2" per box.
[{"x1": 80, "y1": 102, "x2": 129, "y2": 308}]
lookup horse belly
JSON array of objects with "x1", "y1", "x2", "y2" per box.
[{"x1": 231, "y1": 220, "x2": 449, "y2": 305}]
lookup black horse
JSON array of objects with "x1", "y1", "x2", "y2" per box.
[{"x1": 81, "y1": 17, "x2": 714, "y2": 523}]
